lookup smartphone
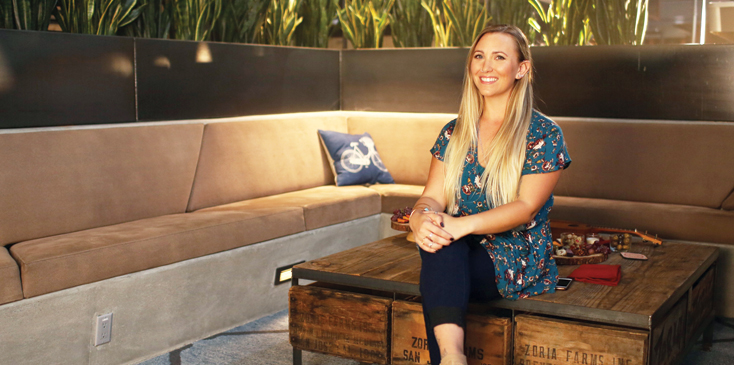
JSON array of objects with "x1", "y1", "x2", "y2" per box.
[{"x1": 556, "y1": 277, "x2": 573, "y2": 291}]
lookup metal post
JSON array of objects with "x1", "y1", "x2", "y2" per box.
[{"x1": 291, "y1": 276, "x2": 302, "y2": 365}]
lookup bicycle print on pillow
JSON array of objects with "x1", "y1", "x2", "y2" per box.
[{"x1": 317, "y1": 130, "x2": 395, "y2": 186}]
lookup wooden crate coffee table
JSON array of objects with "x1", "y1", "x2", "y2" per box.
[{"x1": 289, "y1": 234, "x2": 718, "y2": 365}]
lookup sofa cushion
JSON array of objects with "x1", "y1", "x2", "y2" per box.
[
  {"x1": 550, "y1": 196, "x2": 734, "y2": 245},
  {"x1": 317, "y1": 130, "x2": 394, "y2": 186},
  {"x1": 722, "y1": 191, "x2": 734, "y2": 211},
  {"x1": 0, "y1": 124, "x2": 204, "y2": 246},
  {"x1": 0, "y1": 246, "x2": 22, "y2": 305},
  {"x1": 347, "y1": 113, "x2": 454, "y2": 185},
  {"x1": 188, "y1": 115, "x2": 348, "y2": 211},
  {"x1": 369, "y1": 184, "x2": 424, "y2": 214},
  {"x1": 553, "y1": 118, "x2": 734, "y2": 209},
  {"x1": 10, "y1": 207, "x2": 304, "y2": 298},
  {"x1": 197, "y1": 186, "x2": 381, "y2": 231}
]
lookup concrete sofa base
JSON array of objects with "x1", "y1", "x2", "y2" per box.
[{"x1": 0, "y1": 215, "x2": 384, "y2": 365}]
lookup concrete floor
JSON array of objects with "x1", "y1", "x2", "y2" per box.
[{"x1": 138, "y1": 311, "x2": 734, "y2": 365}]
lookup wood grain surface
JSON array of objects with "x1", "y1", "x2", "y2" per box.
[
  {"x1": 391, "y1": 300, "x2": 511, "y2": 365},
  {"x1": 687, "y1": 265, "x2": 716, "y2": 342},
  {"x1": 553, "y1": 252, "x2": 608, "y2": 265},
  {"x1": 514, "y1": 314, "x2": 648, "y2": 365},
  {"x1": 293, "y1": 234, "x2": 717, "y2": 328},
  {"x1": 289, "y1": 285, "x2": 392, "y2": 364}
]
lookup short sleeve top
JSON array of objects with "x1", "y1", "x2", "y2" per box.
[{"x1": 430, "y1": 110, "x2": 571, "y2": 300}]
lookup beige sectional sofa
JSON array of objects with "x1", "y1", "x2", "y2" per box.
[{"x1": 0, "y1": 111, "x2": 732, "y2": 365}]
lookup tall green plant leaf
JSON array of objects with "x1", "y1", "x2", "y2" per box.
[
  {"x1": 120, "y1": 0, "x2": 172, "y2": 38},
  {"x1": 56, "y1": 0, "x2": 145, "y2": 35},
  {"x1": 421, "y1": 0, "x2": 488, "y2": 47},
  {"x1": 3, "y1": 0, "x2": 58, "y2": 30},
  {"x1": 212, "y1": 0, "x2": 267, "y2": 43},
  {"x1": 389, "y1": 0, "x2": 432, "y2": 47},
  {"x1": 487, "y1": 0, "x2": 536, "y2": 43},
  {"x1": 294, "y1": 0, "x2": 336, "y2": 47},
  {"x1": 261, "y1": 0, "x2": 302, "y2": 46},
  {"x1": 1, "y1": 0, "x2": 12, "y2": 28},
  {"x1": 172, "y1": 0, "x2": 221, "y2": 41},
  {"x1": 528, "y1": 0, "x2": 590, "y2": 46},
  {"x1": 589, "y1": 0, "x2": 647, "y2": 45},
  {"x1": 335, "y1": 0, "x2": 395, "y2": 49}
]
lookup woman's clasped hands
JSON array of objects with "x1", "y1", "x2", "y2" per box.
[{"x1": 409, "y1": 209, "x2": 461, "y2": 253}]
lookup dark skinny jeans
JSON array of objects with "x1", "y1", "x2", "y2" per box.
[{"x1": 419, "y1": 234, "x2": 501, "y2": 365}]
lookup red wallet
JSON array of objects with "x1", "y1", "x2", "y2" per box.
[{"x1": 568, "y1": 264, "x2": 621, "y2": 286}]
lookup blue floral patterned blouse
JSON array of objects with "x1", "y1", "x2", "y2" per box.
[{"x1": 430, "y1": 110, "x2": 571, "y2": 300}]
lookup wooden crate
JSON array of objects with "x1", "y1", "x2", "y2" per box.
[
  {"x1": 650, "y1": 296, "x2": 688, "y2": 365},
  {"x1": 289, "y1": 285, "x2": 392, "y2": 364},
  {"x1": 686, "y1": 265, "x2": 715, "y2": 341},
  {"x1": 514, "y1": 314, "x2": 648, "y2": 365},
  {"x1": 392, "y1": 300, "x2": 511, "y2": 365}
]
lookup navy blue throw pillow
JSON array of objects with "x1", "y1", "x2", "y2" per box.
[{"x1": 318, "y1": 130, "x2": 395, "y2": 186}]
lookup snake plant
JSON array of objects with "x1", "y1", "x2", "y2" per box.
[
  {"x1": 55, "y1": 0, "x2": 145, "y2": 35},
  {"x1": 389, "y1": 0, "x2": 433, "y2": 47},
  {"x1": 588, "y1": 0, "x2": 647, "y2": 45},
  {"x1": 421, "y1": 0, "x2": 490, "y2": 47},
  {"x1": 487, "y1": 0, "x2": 536, "y2": 43},
  {"x1": 261, "y1": 0, "x2": 302, "y2": 45},
  {"x1": 294, "y1": 0, "x2": 337, "y2": 47},
  {"x1": 120, "y1": 0, "x2": 172, "y2": 38},
  {"x1": 1, "y1": 0, "x2": 57, "y2": 30},
  {"x1": 335, "y1": 0, "x2": 395, "y2": 49},
  {"x1": 172, "y1": 0, "x2": 222, "y2": 41},
  {"x1": 528, "y1": 0, "x2": 591, "y2": 46},
  {"x1": 212, "y1": 0, "x2": 267, "y2": 43}
]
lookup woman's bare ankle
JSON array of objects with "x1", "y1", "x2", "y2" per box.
[{"x1": 439, "y1": 353, "x2": 468, "y2": 365}]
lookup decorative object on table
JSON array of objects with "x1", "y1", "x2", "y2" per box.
[
  {"x1": 610, "y1": 233, "x2": 632, "y2": 251},
  {"x1": 620, "y1": 252, "x2": 648, "y2": 260},
  {"x1": 553, "y1": 232, "x2": 611, "y2": 265},
  {"x1": 568, "y1": 264, "x2": 622, "y2": 286},
  {"x1": 318, "y1": 130, "x2": 394, "y2": 186},
  {"x1": 390, "y1": 207, "x2": 414, "y2": 242},
  {"x1": 550, "y1": 220, "x2": 663, "y2": 245}
]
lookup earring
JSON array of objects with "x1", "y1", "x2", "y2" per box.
[{"x1": 517, "y1": 74, "x2": 524, "y2": 79}]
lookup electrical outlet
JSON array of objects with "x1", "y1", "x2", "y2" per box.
[{"x1": 95, "y1": 313, "x2": 113, "y2": 346}]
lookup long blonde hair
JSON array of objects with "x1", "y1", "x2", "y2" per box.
[{"x1": 443, "y1": 24, "x2": 534, "y2": 212}]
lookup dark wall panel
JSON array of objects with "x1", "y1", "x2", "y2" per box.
[
  {"x1": 341, "y1": 48, "x2": 467, "y2": 113},
  {"x1": 533, "y1": 45, "x2": 734, "y2": 121},
  {"x1": 0, "y1": 29, "x2": 136, "y2": 128},
  {"x1": 136, "y1": 40, "x2": 339, "y2": 121},
  {"x1": 342, "y1": 45, "x2": 734, "y2": 122}
]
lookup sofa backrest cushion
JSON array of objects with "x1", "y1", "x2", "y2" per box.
[
  {"x1": 553, "y1": 118, "x2": 734, "y2": 209},
  {"x1": 347, "y1": 113, "x2": 454, "y2": 186},
  {"x1": 188, "y1": 114, "x2": 347, "y2": 211},
  {"x1": 0, "y1": 123, "x2": 204, "y2": 246}
]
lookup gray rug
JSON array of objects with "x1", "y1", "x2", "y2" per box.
[{"x1": 138, "y1": 311, "x2": 734, "y2": 365}]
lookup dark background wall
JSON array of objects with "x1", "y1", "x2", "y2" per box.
[
  {"x1": 136, "y1": 39, "x2": 340, "y2": 121},
  {"x1": 340, "y1": 45, "x2": 734, "y2": 122},
  {"x1": 0, "y1": 30, "x2": 136, "y2": 128},
  {"x1": 0, "y1": 30, "x2": 340, "y2": 128},
  {"x1": 1, "y1": 28, "x2": 734, "y2": 129}
]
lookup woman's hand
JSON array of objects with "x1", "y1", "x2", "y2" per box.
[
  {"x1": 435, "y1": 213, "x2": 473, "y2": 241},
  {"x1": 410, "y1": 209, "x2": 454, "y2": 253}
]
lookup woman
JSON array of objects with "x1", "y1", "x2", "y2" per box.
[{"x1": 408, "y1": 24, "x2": 571, "y2": 365}]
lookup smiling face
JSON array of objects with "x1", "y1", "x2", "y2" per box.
[{"x1": 470, "y1": 32, "x2": 530, "y2": 104}]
